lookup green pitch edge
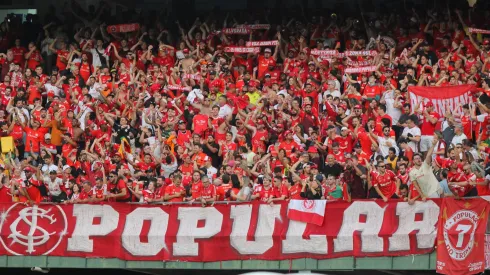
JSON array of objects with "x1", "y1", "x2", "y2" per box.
[{"x1": 0, "y1": 253, "x2": 436, "y2": 270}]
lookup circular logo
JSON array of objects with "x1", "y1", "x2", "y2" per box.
[
  {"x1": 0, "y1": 203, "x2": 68, "y2": 255},
  {"x1": 303, "y1": 200, "x2": 315, "y2": 210},
  {"x1": 443, "y1": 209, "x2": 478, "y2": 261}
]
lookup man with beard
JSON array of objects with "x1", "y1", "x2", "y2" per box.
[
  {"x1": 409, "y1": 139, "x2": 441, "y2": 199},
  {"x1": 342, "y1": 156, "x2": 367, "y2": 200},
  {"x1": 369, "y1": 126, "x2": 398, "y2": 158},
  {"x1": 278, "y1": 130, "x2": 300, "y2": 157}
]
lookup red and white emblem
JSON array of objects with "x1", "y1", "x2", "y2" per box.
[
  {"x1": 443, "y1": 209, "x2": 478, "y2": 261},
  {"x1": 0, "y1": 203, "x2": 67, "y2": 255},
  {"x1": 302, "y1": 200, "x2": 315, "y2": 210}
]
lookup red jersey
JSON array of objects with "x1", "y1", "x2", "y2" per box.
[
  {"x1": 190, "y1": 182, "x2": 202, "y2": 199},
  {"x1": 278, "y1": 141, "x2": 300, "y2": 157},
  {"x1": 420, "y1": 112, "x2": 441, "y2": 135},
  {"x1": 165, "y1": 185, "x2": 185, "y2": 202},
  {"x1": 254, "y1": 186, "x2": 274, "y2": 202},
  {"x1": 288, "y1": 184, "x2": 303, "y2": 200},
  {"x1": 142, "y1": 189, "x2": 155, "y2": 203},
  {"x1": 0, "y1": 185, "x2": 11, "y2": 203},
  {"x1": 217, "y1": 183, "x2": 232, "y2": 201},
  {"x1": 192, "y1": 114, "x2": 209, "y2": 135},
  {"x1": 373, "y1": 170, "x2": 397, "y2": 198},
  {"x1": 79, "y1": 188, "x2": 94, "y2": 201},
  {"x1": 200, "y1": 184, "x2": 216, "y2": 199},
  {"x1": 273, "y1": 184, "x2": 289, "y2": 199}
]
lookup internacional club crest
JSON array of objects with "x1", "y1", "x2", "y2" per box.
[
  {"x1": 0, "y1": 203, "x2": 67, "y2": 255},
  {"x1": 443, "y1": 209, "x2": 478, "y2": 261},
  {"x1": 302, "y1": 200, "x2": 315, "y2": 210}
]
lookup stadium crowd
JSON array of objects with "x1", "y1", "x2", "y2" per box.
[{"x1": 0, "y1": 1, "x2": 490, "y2": 207}]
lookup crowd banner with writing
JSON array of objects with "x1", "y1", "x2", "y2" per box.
[
  {"x1": 0, "y1": 200, "x2": 441, "y2": 261},
  {"x1": 224, "y1": 47, "x2": 260, "y2": 54},
  {"x1": 245, "y1": 41, "x2": 279, "y2": 47},
  {"x1": 166, "y1": 85, "x2": 192, "y2": 91},
  {"x1": 345, "y1": 66, "x2": 377, "y2": 73},
  {"x1": 222, "y1": 28, "x2": 251, "y2": 35},
  {"x1": 408, "y1": 85, "x2": 476, "y2": 116},
  {"x1": 310, "y1": 49, "x2": 379, "y2": 58},
  {"x1": 106, "y1": 24, "x2": 140, "y2": 34},
  {"x1": 436, "y1": 198, "x2": 489, "y2": 275},
  {"x1": 236, "y1": 24, "x2": 271, "y2": 30},
  {"x1": 468, "y1": 28, "x2": 490, "y2": 34}
]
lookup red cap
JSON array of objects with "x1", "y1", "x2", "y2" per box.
[
  {"x1": 47, "y1": 90, "x2": 55, "y2": 97},
  {"x1": 354, "y1": 105, "x2": 362, "y2": 109},
  {"x1": 484, "y1": 39, "x2": 490, "y2": 45},
  {"x1": 268, "y1": 59, "x2": 276, "y2": 66},
  {"x1": 183, "y1": 49, "x2": 190, "y2": 54},
  {"x1": 425, "y1": 102, "x2": 434, "y2": 108},
  {"x1": 284, "y1": 130, "x2": 293, "y2": 136},
  {"x1": 307, "y1": 147, "x2": 318, "y2": 153}
]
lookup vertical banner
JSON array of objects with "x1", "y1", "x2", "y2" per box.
[{"x1": 437, "y1": 198, "x2": 490, "y2": 275}]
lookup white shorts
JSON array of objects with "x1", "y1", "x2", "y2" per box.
[{"x1": 420, "y1": 135, "x2": 434, "y2": 152}]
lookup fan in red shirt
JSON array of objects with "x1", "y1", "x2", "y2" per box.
[
  {"x1": 447, "y1": 161, "x2": 477, "y2": 198},
  {"x1": 257, "y1": 45, "x2": 278, "y2": 79},
  {"x1": 0, "y1": 173, "x2": 10, "y2": 203},
  {"x1": 278, "y1": 131, "x2": 301, "y2": 157},
  {"x1": 199, "y1": 176, "x2": 216, "y2": 206},
  {"x1": 251, "y1": 176, "x2": 275, "y2": 202},
  {"x1": 268, "y1": 176, "x2": 289, "y2": 203},
  {"x1": 164, "y1": 174, "x2": 186, "y2": 202},
  {"x1": 78, "y1": 181, "x2": 94, "y2": 202},
  {"x1": 372, "y1": 162, "x2": 398, "y2": 202}
]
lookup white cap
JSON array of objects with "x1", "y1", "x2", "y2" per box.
[
  {"x1": 264, "y1": 48, "x2": 272, "y2": 53},
  {"x1": 45, "y1": 133, "x2": 51, "y2": 139},
  {"x1": 63, "y1": 165, "x2": 71, "y2": 171},
  {"x1": 341, "y1": 127, "x2": 348, "y2": 131}
]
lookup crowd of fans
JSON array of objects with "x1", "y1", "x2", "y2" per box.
[{"x1": 0, "y1": 2, "x2": 490, "y2": 207}]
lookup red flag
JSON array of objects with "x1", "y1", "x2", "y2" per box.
[
  {"x1": 106, "y1": 23, "x2": 140, "y2": 34},
  {"x1": 408, "y1": 85, "x2": 476, "y2": 117},
  {"x1": 436, "y1": 198, "x2": 490, "y2": 275}
]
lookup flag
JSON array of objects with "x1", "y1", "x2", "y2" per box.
[
  {"x1": 118, "y1": 137, "x2": 132, "y2": 159},
  {"x1": 408, "y1": 85, "x2": 476, "y2": 117},
  {"x1": 106, "y1": 23, "x2": 140, "y2": 34},
  {"x1": 436, "y1": 198, "x2": 490, "y2": 275},
  {"x1": 287, "y1": 200, "x2": 326, "y2": 226}
]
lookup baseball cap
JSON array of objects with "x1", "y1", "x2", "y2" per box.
[
  {"x1": 178, "y1": 120, "x2": 186, "y2": 124},
  {"x1": 483, "y1": 39, "x2": 490, "y2": 45},
  {"x1": 45, "y1": 133, "x2": 51, "y2": 139},
  {"x1": 183, "y1": 49, "x2": 190, "y2": 54},
  {"x1": 425, "y1": 102, "x2": 434, "y2": 108},
  {"x1": 264, "y1": 48, "x2": 272, "y2": 53},
  {"x1": 63, "y1": 165, "x2": 71, "y2": 171},
  {"x1": 341, "y1": 127, "x2": 348, "y2": 131},
  {"x1": 307, "y1": 147, "x2": 318, "y2": 153},
  {"x1": 354, "y1": 104, "x2": 362, "y2": 109}
]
